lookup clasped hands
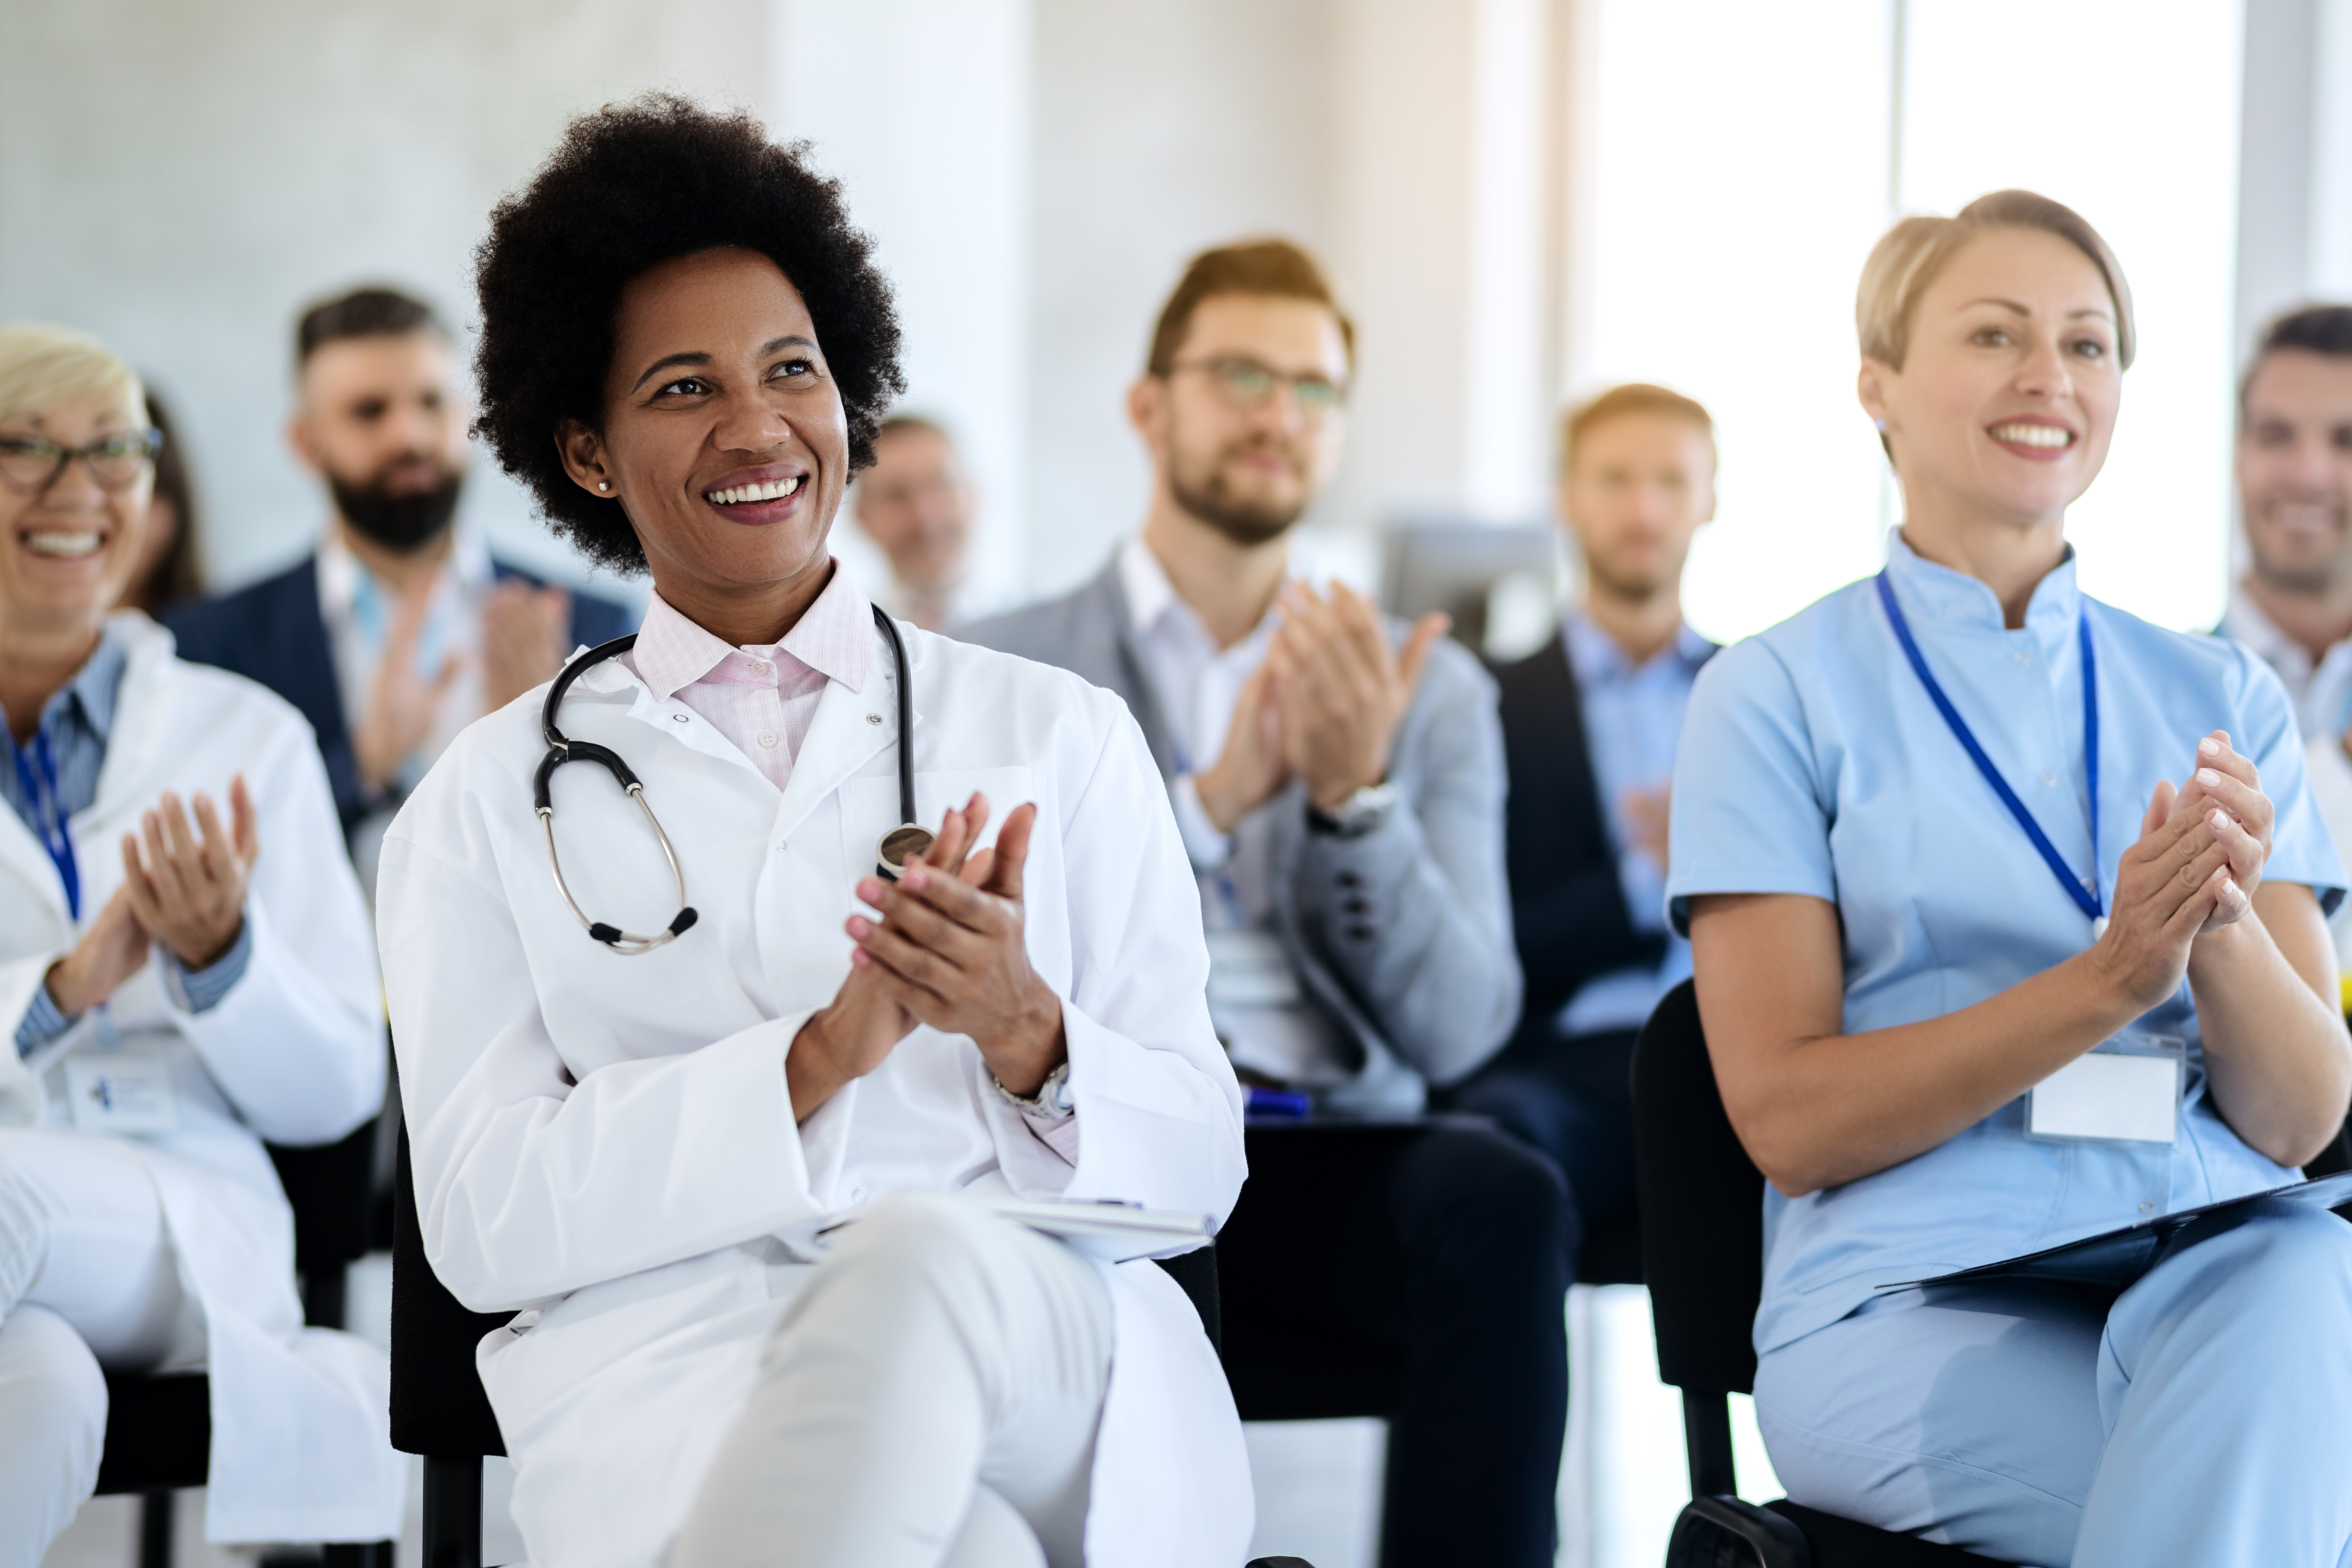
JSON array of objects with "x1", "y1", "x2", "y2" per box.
[
  {"x1": 44, "y1": 778, "x2": 260, "y2": 1018},
  {"x1": 787, "y1": 792, "x2": 1064, "y2": 1123},
  {"x1": 2089, "y1": 731, "x2": 2272, "y2": 1011},
  {"x1": 1194, "y1": 581, "x2": 1449, "y2": 833}
]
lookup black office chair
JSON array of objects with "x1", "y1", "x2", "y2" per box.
[
  {"x1": 96, "y1": 1113, "x2": 394, "y2": 1568},
  {"x1": 391, "y1": 1119, "x2": 1257, "y2": 1568},
  {"x1": 1217, "y1": 1115, "x2": 1640, "y2": 1421},
  {"x1": 1631, "y1": 980, "x2": 2011, "y2": 1568}
]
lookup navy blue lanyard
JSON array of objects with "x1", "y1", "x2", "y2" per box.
[
  {"x1": 1875, "y1": 570, "x2": 2101, "y2": 922},
  {"x1": 10, "y1": 730, "x2": 81, "y2": 921}
]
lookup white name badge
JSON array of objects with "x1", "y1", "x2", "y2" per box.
[
  {"x1": 1204, "y1": 929, "x2": 1303, "y2": 1010},
  {"x1": 64, "y1": 1051, "x2": 179, "y2": 1135},
  {"x1": 2027, "y1": 1038, "x2": 2182, "y2": 1146}
]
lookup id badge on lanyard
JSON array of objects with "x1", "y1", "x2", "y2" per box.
[
  {"x1": 63, "y1": 1022, "x2": 180, "y2": 1136},
  {"x1": 2027, "y1": 1035, "x2": 2182, "y2": 1146}
]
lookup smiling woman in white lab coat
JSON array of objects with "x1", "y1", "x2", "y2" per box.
[
  {"x1": 0, "y1": 323, "x2": 398, "y2": 1565},
  {"x1": 377, "y1": 97, "x2": 1250, "y2": 1568}
]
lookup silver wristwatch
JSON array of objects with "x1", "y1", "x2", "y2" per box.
[
  {"x1": 992, "y1": 1060, "x2": 1075, "y2": 1120},
  {"x1": 1307, "y1": 781, "x2": 1398, "y2": 839}
]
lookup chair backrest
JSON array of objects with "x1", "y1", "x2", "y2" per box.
[
  {"x1": 391, "y1": 1123, "x2": 510, "y2": 1458},
  {"x1": 1631, "y1": 979, "x2": 1766, "y2": 1396}
]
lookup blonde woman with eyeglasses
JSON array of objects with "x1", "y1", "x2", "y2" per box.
[{"x1": 0, "y1": 324, "x2": 397, "y2": 1562}]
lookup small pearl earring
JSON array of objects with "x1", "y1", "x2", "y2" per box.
[
  {"x1": 597, "y1": 481, "x2": 610, "y2": 492},
  {"x1": 1873, "y1": 417, "x2": 1887, "y2": 433}
]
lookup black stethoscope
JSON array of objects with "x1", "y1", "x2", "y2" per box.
[{"x1": 536, "y1": 603, "x2": 930, "y2": 953}]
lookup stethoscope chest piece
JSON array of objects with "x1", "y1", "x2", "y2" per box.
[{"x1": 876, "y1": 824, "x2": 935, "y2": 882}]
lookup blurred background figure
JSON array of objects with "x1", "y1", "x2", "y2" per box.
[
  {"x1": 851, "y1": 414, "x2": 974, "y2": 630},
  {"x1": 2219, "y1": 305, "x2": 2352, "y2": 964},
  {"x1": 114, "y1": 387, "x2": 204, "y2": 618},
  {"x1": 165, "y1": 287, "x2": 631, "y2": 897},
  {"x1": 962, "y1": 239, "x2": 1564, "y2": 1568},
  {"x1": 1459, "y1": 383, "x2": 1717, "y2": 1284}
]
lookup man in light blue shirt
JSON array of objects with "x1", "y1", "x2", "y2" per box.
[{"x1": 1462, "y1": 384, "x2": 1716, "y2": 1273}]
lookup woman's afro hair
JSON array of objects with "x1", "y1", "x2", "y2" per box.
[{"x1": 471, "y1": 93, "x2": 904, "y2": 573}]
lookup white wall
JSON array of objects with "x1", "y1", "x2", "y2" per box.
[{"x1": 0, "y1": 0, "x2": 695, "y2": 595}]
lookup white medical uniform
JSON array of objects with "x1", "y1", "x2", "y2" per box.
[
  {"x1": 377, "y1": 607, "x2": 1252, "y2": 1568},
  {"x1": 0, "y1": 613, "x2": 401, "y2": 1551}
]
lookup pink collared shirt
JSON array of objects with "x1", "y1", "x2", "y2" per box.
[{"x1": 626, "y1": 567, "x2": 871, "y2": 791}]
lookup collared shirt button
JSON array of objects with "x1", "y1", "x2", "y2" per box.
[
  {"x1": 2012, "y1": 649, "x2": 2030, "y2": 665},
  {"x1": 2139, "y1": 1201, "x2": 2155, "y2": 1214},
  {"x1": 758, "y1": 732, "x2": 778, "y2": 748},
  {"x1": 851, "y1": 1186, "x2": 868, "y2": 1205},
  {"x1": 671, "y1": 713, "x2": 691, "y2": 723},
  {"x1": 754, "y1": 658, "x2": 774, "y2": 675},
  {"x1": 867, "y1": 714, "x2": 884, "y2": 725},
  {"x1": 1336, "y1": 870, "x2": 1363, "y2": 889},
  {"x1": 2040, "y1": 771, "x2": 2057, "y2": 787}
]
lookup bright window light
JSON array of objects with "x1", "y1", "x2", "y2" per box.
[
  {"x1": 1899, "y1": 0, "x2": 2245, "y2": 631},
  {"x1": 1574, "y1": 0, "x2": 1896, "y2": 643}
]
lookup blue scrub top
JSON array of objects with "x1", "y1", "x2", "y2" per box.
[{"x1": 1667, "y1": 530, "x2": 2348, "y2": 1356}]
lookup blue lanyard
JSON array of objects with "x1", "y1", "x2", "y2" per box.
[
  {"x1": 1875, "y1": 570, "x2": 2101, "y2": 922},
  {"x1": 10, "y1": 730, "x2": 81, "y2": 921}
]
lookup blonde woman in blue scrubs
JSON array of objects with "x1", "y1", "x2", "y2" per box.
[{"x1": 1670, "y1": 190, "x2": 2352, "y2": 1567}]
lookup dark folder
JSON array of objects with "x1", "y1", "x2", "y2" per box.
[{"x1": 1877, "y1": 1170, "x2": 2352, "y2": 1296}]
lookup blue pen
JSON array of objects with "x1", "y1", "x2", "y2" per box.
[{"x1": 1243, "y1": 1086, "x2": 1311, "y2": 1119}]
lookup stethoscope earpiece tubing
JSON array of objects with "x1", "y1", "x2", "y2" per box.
[{"x1": 537, "y1": 612, "x2": 922, "y2": 946}]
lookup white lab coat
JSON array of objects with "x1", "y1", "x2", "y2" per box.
[
  {"x1": 0, "y1": 612, "x2": 401, "y2": 1542},
  {"x1": 378, "y1": 610, "x2": 1253, "y2": 1568}
]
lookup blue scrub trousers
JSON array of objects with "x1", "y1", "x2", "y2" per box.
[{"x1": 1752, "y1": 1198, "x2": 2352, "y2": 1567}]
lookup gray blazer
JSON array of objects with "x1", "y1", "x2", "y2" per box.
[{"x1": 957, "y1": 558, "x2": 1522, "y2": 1113}]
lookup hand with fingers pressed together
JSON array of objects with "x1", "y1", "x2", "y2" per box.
[
  {"x1": 2165, "y1": 730, "x2": 2271, "y2": 922},
  {"x1": 353, "y1": 573, "x2": 462, "y2": 793},
  {"x1": 2086, "y1": 758, "x2": 2245, "y2": 1011},
  {"x1": 41, "y1": 776, "x2": 260, "y2": 1017},
  {"x1": 1193, "y1": 658, "x2": 1289, "y2": 834},
  {"x1": 481, "y1": 579, "x2": 573, "y2": 712},
  {"x1": 1262, "y1": 580, "x2": 1448, "y2": 813},
  {"x1": 787, "y1": 791, "x2": 1065, "y2": 1123}
]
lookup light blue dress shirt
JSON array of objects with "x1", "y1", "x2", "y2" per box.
[
  {"x1": 1556, "y1": 613, "x2": 1709, "y2": 1037},
  {"x1": 1667, "y1": 531, "x2": 2347, "y2": 1356},
  {"x1": 3, "y1": 625, "x2": 251, "y2": 1056}
]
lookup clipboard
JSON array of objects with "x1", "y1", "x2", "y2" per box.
[{"x1": 1876, "y1": 1171, "x2": 2352, "y2": 1297}]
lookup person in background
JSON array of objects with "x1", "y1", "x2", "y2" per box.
[
  {"x1": 960, "y1": 239, "x2": 1564, "y2": 1568},
  {"x1": 850, "y1": 413, "x2": 972, "y2": 630},
  {"x1": 165, "y1": 287, "x2": 631, "y2": 895},
  {"x1": 1459, "y1": 383, "x2": 1717, "y2": 1273},
  {"x1": 2219, "y1": 305, "x2": 2352, "y2": 972},
  {"x1": 0, "y1": 323, "x2": 397, "y2": 1562},
  {"x1": 116, "y1": 388, "x2": 204, "y2": 616}
]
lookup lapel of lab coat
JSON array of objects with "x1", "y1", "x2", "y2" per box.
[{"x1": 769, "y1": 617, "x2": 925, "y2": 848}]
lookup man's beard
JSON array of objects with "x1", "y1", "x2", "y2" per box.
[
  {"x1": 1168, "y1": 441, "x2": 1309, "y2": 547},
  {"x1": 331, "y1": 465, "x2": 464, "y2": 551}
]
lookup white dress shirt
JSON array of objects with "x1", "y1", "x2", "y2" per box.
[{"x1": 1117, "y1": 536, "x2": 1350, "y2": 1087}]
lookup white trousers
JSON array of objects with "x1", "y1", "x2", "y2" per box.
[
  {"x1": 1755, "y1": 1198, "x2": 2352, "y2": 1567},
  {"x1": 670, "y1": 1193, "x2": 1114, "y2": 1568},
  {"x1": 0, "y1": 1130, "x2": 206, "y2": 1568}
]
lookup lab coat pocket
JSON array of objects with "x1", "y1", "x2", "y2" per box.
[{"x1": 841, "y1": 766, "x2": 1035, "y2": 888}]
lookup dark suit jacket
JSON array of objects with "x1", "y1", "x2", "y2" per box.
[
  {"x1": 1491, "y1": 629, "x2": 1715, "y2": 1035},
  {"x1": 165, "y1": 553, "x2": 632, "y2": 831}
]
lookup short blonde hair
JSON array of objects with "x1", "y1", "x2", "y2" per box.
[
  {"x1": 0, "y1": 323, "x2": 146, "y2": 429},
  {"x1": 1857, "y1": 190, "x2": 2136, "y2": 373}
]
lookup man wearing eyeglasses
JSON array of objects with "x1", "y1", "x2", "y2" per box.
[{"x1": 960, "y1": 240, "x2": 1563, "y2": 1568}]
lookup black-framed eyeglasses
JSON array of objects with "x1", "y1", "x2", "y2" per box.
[
  {"x1": 0, "y1": 428, "x2": 163, "y2": 496},
  {"x1": 1169, "y1": 356, "x2": 1348, "y2": 420}
]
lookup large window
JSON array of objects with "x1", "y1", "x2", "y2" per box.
[{"x1": 1574, "y1": 0, "x2": 2245, "y2": 643}]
